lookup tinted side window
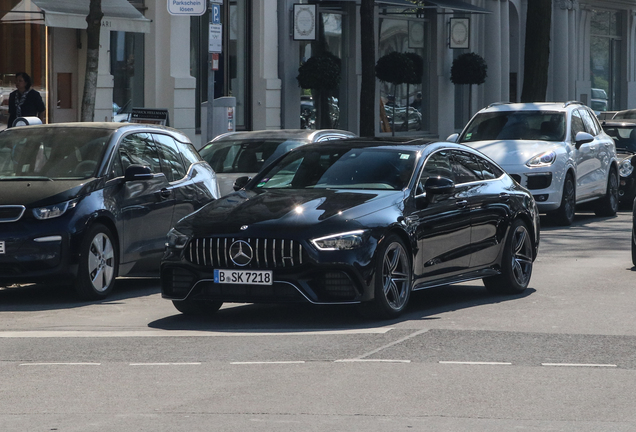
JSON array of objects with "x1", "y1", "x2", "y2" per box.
[
  {"x1": 178, "y1": 141, "x2": 203, "y2": 166},
  {"x1": 418, "y1": 150, "x2": 452, "y2": 194},
  {"x1": 119, "y1": 133, "x2": 162, "y2": 174},
  {"x1": 451, "y1": 150, "x2": 482, "y2": 184},
  {"x1": 476, "y1": 155, "x2": 504, "y2": 180},
  {"x1": 578, "y1": 108, "x2": 600, "y2": 136},
  {"x1": 153, "y1": 134, "x2": 187, "y2": 182},
  {"x1": 570, "y1": 110, "x2": 586, "y2": 139}
]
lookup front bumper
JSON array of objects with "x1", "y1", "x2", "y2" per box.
[
  {"x1": 0, "y1": 223, "x2": 77, "y2": 286},
  {"x1": 504, "y1": 164, "x2": 563, "y2": 212},
  {"x1": 161, "y1": 238, "x2": 378, "y2": 305}
]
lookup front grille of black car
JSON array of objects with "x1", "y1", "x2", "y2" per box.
[
  {"x1": 0, "y1": 205, "x2": 26, "y2": 223},
  {"x1": 186, "y1": 237, "x2": 305, "y2": 269}
]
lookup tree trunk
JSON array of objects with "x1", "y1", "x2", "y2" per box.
[
  {"x1": 359, "y1": 0, "x2": 376, "y2": 137},
  {"x1": 520, "y1": 0, "x2": 551, "y2": 102},
  {"x1": 81, "y1": 0, "x2": 103, "y2": 122}
]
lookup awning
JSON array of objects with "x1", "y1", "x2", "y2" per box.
[
  {"x1": 0, "y1": 0, "x2": 151, "y2": 33},
  {"x1": 315, "y1": 0, "x2": 490, "y2": 14},
  {"x1": 378, "y1": 0, "x2": 490, "y2": 14}
]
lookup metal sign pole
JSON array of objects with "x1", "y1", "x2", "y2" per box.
[{"x1": 207, "y1": 0, "x2": 223, "y2": 143}]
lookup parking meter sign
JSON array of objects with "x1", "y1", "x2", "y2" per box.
[{"x1": 209, "y1": 23, "x2": 222, "y2": 53}]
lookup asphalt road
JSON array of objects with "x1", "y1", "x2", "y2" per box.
[{"x1": 1, "y1": 210, "x2": 636, "y2": 431}]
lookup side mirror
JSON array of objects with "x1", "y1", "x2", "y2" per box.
[
  {"x1": 446, "y1": 133, "x2": 459, "y2": 143},
  {"x1": 425, "y1": 176, "x2": 455, "y2": 195},
  {"x1": 233, "y1": 176, "x2": 251, "y2": 191},
  {"x1": 124, "y1": 164, "x2": 153, "y2": 181},
  {"x1": 575, "y1": 131, "x2": 594, "y2": 149}
]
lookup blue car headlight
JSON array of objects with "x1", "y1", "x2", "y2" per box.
[
  {"x1": 32, "y1": 199, "x2": 78, "y2": 220},
  {"x1": 526, "y1": 150, "x2": 557, "y2": 167},
  {"x1": 619, "y1": 158, "x2": 634, "y2": 178},
  {"x1": 311, "y1": 230, "x2": 366, "y2": 251},
  {"x1": 166, "y1": 228, "x2": 190, "y2": 249}
]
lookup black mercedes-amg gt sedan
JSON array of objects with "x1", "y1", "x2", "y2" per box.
[{"x1": 161, "y1": 137, "x2": 540, "y2": 319}]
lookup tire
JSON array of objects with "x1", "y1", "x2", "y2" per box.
[
  {"x1": 551, "y1": 174, "x2": 576, "y2": 226},
  {"x1": 632, "y1": 226, "x2": 636, "y2": 267},
  {"x1": 359, "y1": 235, "x2": 412, "y2": 320},
  {"x1": 172, "y1": 299, "x2": 223, "y2": 316},
  {"x1": 483, "y1": 219, "x2": 534, "y2": 294},
  {"x1": 594, "y1": 168, "x2": 619, "y2": 217},
  {"x1": 74, "y1": 224, "x2": 118, "y2": 300},
  {"x1": 632, "y1": 201, "x2": 636, "y2": 266}
]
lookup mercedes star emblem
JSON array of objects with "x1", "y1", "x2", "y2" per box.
[{"x1": 229, "y1": 240, "x2": 253, "y2": 266}]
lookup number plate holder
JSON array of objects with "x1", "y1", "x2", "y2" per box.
[{"x1": 214, "y1": 269, "x2": 273, "y2": 285}]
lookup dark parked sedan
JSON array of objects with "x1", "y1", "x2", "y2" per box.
[
  {"x1": 0, "y1": 123, "x2": 220, "y2": 299},
  {"x1": 601, "y1": 120, "x2": 636, "y2": 206},
  {"x1": 161, "y1": 138, "x2": 540, "y2": 319}
]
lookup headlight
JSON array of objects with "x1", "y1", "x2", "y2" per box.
[
  {"x1": 32, "y1": 199, "x2": 77, "y2": 220},
  {"x1": 166, "y1": 228, "x2": 189, "y2": 249},
  {"x1": 311, "y1": 230, "x2": 366, "y2": 251},
  {"x1": 619, "y1": 158, "x2": 634, "y2": 178},
  {"x1": 526, "y1": 150, "x2": 557, "y2": 167}
]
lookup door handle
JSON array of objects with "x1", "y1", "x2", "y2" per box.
[
  {"x1": 456, "y1": 199, "x2": 468, "y2": 208},
  {"x1": 157, "y1": 188, "x2": 172, "y2": 199}
]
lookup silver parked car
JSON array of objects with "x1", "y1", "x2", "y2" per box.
[{"x1": 198, "y1": 129, "x2": 357, "y2": 196}]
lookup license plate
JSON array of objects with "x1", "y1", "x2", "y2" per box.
[
  {"x1": 214, "y1": 269, "x2": 272, "y2": 285},
  {"x1": 0, "y1": 241, "x2": 4, "y2": 254}
]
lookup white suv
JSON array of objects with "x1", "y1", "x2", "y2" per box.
[{"x1": 448, "y1": 102, "x2": 619, "y2": 225}]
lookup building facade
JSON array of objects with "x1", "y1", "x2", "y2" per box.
[{"x1": 1, "y1": 0, "x2": 636, "y2": 147}]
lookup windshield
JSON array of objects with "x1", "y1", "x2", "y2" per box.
[
  {"x1": 460, "y1": 111, "x2": 566, "y2": 142},
  {"x1": 253, "y1": 146, "x2": 417, "y2": 191},
  {"x1": 0, "y1": 127, "x2": 112, "y2": 180},
  {"x1": 200, "y1": 138, "x2": 307, "y2": 174},
  {"x1": 603, "y1": 125, "x2": 636, "y2": 152}
]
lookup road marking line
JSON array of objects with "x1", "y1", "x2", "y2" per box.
[
  {"x1": 439, "y1": 361, "x2": 512, "y2": 365},
  {"x1": 347, "y1": 329, "x2": 429, "y2": 360},
  {"x1": 0, "y1": 328, "x2": 393, "y2": 338},
  {"x1": 335, "y1": 359, "x2": 411, "y2": 363},
  {"x1": 19, "y1": 362, "x2": 101, "y2": 366},
  {"x1": 129, "y1": 362, "x2": 201, "y2": 366},
  {"x1": 230, "y1": 361, "x2": 305, "y2": 365},
  {"x1": 541, "y1": 363, "x2": 617, "y2": 368}
]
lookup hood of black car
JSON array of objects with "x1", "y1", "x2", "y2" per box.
[
  {"x1": 177, "y1": 188, "x2": 403, "y2": 236},
  {"x1": 0, "y1": 178, "x2": 100, "y2": 207}
]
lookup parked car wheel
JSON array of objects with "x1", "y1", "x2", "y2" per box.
[
  {"x1": 359, "y1": 235, "x2": 411, "y2": 319},
  {"x1": 172, "y1": 299, "x2": 223, "y2": 316},
  {"x1": 75, "y1": 224, "x2": 118, "y2": 300},
  {"x1": 551, "y1": 174, "x2": 576, "y2": 226},
  {"x1": 483, "y1": 219, "x2": 533, "y2": 294},
  {"x1": 632, "y1": 226, "x2": 636, "y2": 267},
  {"x1": 594, "y1": 168, "x2": 619, "y2": 217}
]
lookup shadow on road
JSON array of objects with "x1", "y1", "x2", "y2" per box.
[
  {"x1": 147, "y1": 284, "x2": 536, "y2": 332},
  {"x1": 0, "y1": 277, "x2": 160, "y2": 312}
]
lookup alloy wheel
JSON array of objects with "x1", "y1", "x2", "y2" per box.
[
  {"x1": 87, "y1": 232, "x2": 115, "y2": 293},
  {"x1": 382, "y1": 242, "x2": 410, "y2": 310},
  {"x1": 510, "y1": 224, "x2": 533, "y2": 287}
]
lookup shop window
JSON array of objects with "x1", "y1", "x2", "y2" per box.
[
  {"x1": 110, "y1": 31, "x2": 144, "y2": 122},
  {"x1": 378, "y1": 17, "x2": 429, "y2": 134},
  {"x1": 299, "y1": 12, "x2": 344, "y2": 130}
]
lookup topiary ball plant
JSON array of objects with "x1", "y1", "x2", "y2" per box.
[
  {"x1": 297, "y1": 52, "x2": 342, "y2": 92},
  {"x1": 375, "y1": 51, "x2": 414, "y2": 85},
  {"x1": 450, "y1": 52, "x2": 488, "y2": 85},
  {"x1": 404, "y1": 52, "x2": 424, "y2": 85}
]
